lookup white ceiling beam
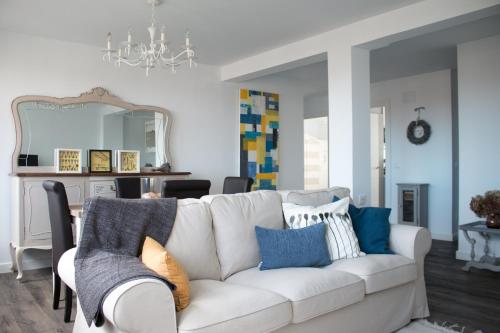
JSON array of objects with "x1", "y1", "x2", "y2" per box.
[{"x1": 220, "y1": 0, "x2": 500, "y2": 81}]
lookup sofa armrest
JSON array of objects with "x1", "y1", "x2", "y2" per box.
[
  {"x1": 102, "y1": 278, "x2": 177, "y2": 333},
  {"x1": 389, "y1": 224, "x2": 432, "y2": 319},
  {"x1": 389, "y1": 224, "x2": 432, "y2": 260}
]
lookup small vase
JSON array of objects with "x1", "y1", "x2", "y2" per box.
[{"x1": 485, "y1": 215, "x2": 500, "y2": 229}]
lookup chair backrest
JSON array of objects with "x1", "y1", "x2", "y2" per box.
[
  {"x1": 115, "y1": 177, "x2": 142, "y2": 199},
  {"x1": 222, "y1": 177, "x2": 254, "y2": 194},
  {"x1": 162, "y1": 180, "x2": 211, "y2": 199},
  {"x1": 42, "y1": 181, "x2": 74, "y2": 274}
]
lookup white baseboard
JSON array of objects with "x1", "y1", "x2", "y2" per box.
[
  {"x1": 0, "y1": 258, "x2": 51, "y2": 274},
  {"x1": 431, "y1": 233, "x2": 453, "y2": 241}
]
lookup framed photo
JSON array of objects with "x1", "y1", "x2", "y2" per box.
[
  {"x1": 116, "y1": 150, "x2": 140, "y2": 173},
  {"x1": 88, "y1": 149, "x2": 112, "y2": 173},
  {"x1": 54, "y1": 148, "x2": 82, "y2": 173}
]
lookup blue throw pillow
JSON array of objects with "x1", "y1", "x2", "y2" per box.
[
  {"x1": 255, "y1": 223, "x2": 332, "y2": 270},
  {"x1": 333, "y1": 196, "x2": 394, "y2": 254}
]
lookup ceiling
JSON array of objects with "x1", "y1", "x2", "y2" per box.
[
  {"x1": 371, "y1": 13, "x2": 500, "y2": 82},
  {"x1": 0, "y1": 0, "x2": 422, "y2": 66},
  {"x1": 265, "y1": 13, "x2": 500, "y2": 90}
]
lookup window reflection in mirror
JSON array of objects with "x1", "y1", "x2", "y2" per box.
[{"x1": 17, "y1": 102, "x2": 166, "y2": 168}]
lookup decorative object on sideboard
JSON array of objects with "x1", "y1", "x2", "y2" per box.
[
  {"x1": 470, "y1": 190, "x2": 500, "y2": 229},
  {"x1": 54, "y1": 148, "x2": 82, "y2": 173},
  {"x1": 102, "y1": 0, "x2": 197, "y2": 76},
  {"x1": 407, "y1": 106, "x2": 431, "y2": 145},
  {"x1": 116, "y1": 150, "x2": 141, "y2": 173},
  {"x1": 240, "y1": 89, "x2": 280, "y2": 190},
  {"x1": 88, "y1": 150, "x2": 113, "y2": 173},
  {"x1": 153, "y1": 162, "x2": 171, "y2": 173}
]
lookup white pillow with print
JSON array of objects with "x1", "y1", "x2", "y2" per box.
[{"x1": 282, "y1": 197, "x2": 364, "y2": 260}]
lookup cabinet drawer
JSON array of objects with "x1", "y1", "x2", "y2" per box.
[{"x1": 89, "y1": 180, "x2": 116, "y2": 198}]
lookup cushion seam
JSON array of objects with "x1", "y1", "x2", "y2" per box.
[
  {"x1": 292, "y1": 284, "x2": 365, "y2": 323},
  {"x1": 227, "y1": 277, "x2": 363, "y2": 303},
  {"x1": 287, "y1": 279, "x2": 363, "y2": 302},
  {"x1": 179, "y1": 299, "x2": 290, "y2": 332},
  {"x1": 262, "y1": 317, "x2": 293, "y2": 333},
  {"x1": 342, "y1": 262, "x2": 415, "y2": 278}
]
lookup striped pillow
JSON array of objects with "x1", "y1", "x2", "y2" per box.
[{"x1": 282, "y1": 198, "x2": 364, "y2": 260}]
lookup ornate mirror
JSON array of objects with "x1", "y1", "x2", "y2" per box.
[{"x1": 11, "y1": 87, "x2": 172, "y2": 173}]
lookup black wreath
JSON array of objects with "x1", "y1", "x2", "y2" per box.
[{"x1": 407, "y1": 120, "x2": 431, "y2": 145}]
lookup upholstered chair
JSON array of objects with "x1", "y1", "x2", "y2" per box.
[
  {"x1": 42, "y1": 180, "x2": 74, "y2": 323},
  {"x1": 115, "y1": 177, "x2": 142, "y2": 199},
  {"x1": 161, "y1": 180, "x2": 211, "y2": 199},
  {"x1": 222, "y1": 177, "x2": 254, "y2": 194}
]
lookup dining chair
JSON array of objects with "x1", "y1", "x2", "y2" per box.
[
  {"x1": 161, "y1": 180, "x2": 211, "y2": 199},
  {"x1": 222, "y1": 177, "x2": 254, "y2": 194},
  {"x1": 42, "y1": 180, "x2": 74, "y2": 323},
  {"x1": 115, "y1": 177, "x2": 142, "y2": 199}
]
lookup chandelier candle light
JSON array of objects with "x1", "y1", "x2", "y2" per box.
[{"x1": 103, "y1": 0, "x2": 196, "y2": 76}]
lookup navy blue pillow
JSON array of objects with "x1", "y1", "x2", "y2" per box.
[
  {"x1": 333, "y1": 196, "x2": 394, "y2": 254},
  {"x1": 255, "y1": 223, "x2": 332, "y2": 270}
]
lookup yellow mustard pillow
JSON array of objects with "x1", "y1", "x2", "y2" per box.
[{"x1": 142, "y1": 236, "x2": 190, "y2": 311}]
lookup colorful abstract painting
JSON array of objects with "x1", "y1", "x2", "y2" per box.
[{"x1": 240, "y1": 89, "x2": 279, "y2": 190}]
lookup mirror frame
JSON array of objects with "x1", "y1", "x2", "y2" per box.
[{"x1": 11, "y1": 87, "x2": 172, "y2": 173}]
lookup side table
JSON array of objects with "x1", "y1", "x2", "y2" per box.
[{"x1": 460, "y1": 221, "x2": 500, "y2": 272}]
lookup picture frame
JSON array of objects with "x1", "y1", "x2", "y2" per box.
[
  {"x1": 88, "y1": 149, "x2": 112, "y2": 173},
  {"x1": 54, "y1": 148, "x2": 82, "y2": 173},
  {"x1": 116, "y1": 150, "x2": 140, "y2": 173}
]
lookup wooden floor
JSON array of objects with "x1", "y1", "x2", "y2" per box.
[
  {"x1": 426, "y1": 240, "x2": 500, "y2": 333},
  {"x1": 0, "y1": 240, "x2": 498, "y2": 333},
  {"x1": 0, "y1": 268, "x2": 74, "y2": 333}
]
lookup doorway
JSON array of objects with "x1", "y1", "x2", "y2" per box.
[
  {"x1": 370, "y1": 107, "x2": 385, "y2": 207},
  {"x1": 304, "y1": 116, "x2": 329, "y2": 190}
]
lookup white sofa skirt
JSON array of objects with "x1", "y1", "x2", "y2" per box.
[{"x1": 275, "y1": 282, "x2": 416, "y2": 333}]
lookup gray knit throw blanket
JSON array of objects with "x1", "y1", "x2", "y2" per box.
[{"x1": 75, "y1": 196, "x2": 177, "y2": 327}]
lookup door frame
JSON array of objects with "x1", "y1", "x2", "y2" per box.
[{"x1": 370, "y1": 99, "x2": 391, "y2": 210}]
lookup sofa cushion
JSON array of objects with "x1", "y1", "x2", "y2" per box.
[
  {"x1": 201, "y1": 191, "x2": 284, "y2": 279},
  {"x1": 282, "y1": 198, "x2": 364, "y2": 261},
  {"x1": 226, "y1": 266, "x2": 365, "y2": 324},
  {"x1": 142, "y1": 236, "x2": 190, "y2": 311},
  {"x1": 255, "y1": 224, "x2": 332, "y2": 270},
  {"x1": 279, "y1": 187, "x2": 351, "y2": 206},
  {"x1": 58, "y1": 247, "x2": 77, "y2": 291},
  {"x1": 326, "y1": 254, "x2": 417, "y2": 294},
  {"x1": 177, "y1": 280, "x2": 291, "y2": 333},
  {"x1": 166, "y1": 199, "x2": 221, "y2": 281}
]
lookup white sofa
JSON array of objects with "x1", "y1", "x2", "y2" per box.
[{"x1": 58, "y1": 187, "x2": 431, "y2": 333}]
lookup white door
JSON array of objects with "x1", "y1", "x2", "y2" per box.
[{"x1": 370, "y1": 108, "x2": 385, "y2": 207}]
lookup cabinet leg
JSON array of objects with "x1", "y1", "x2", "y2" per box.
[
  {"x1": 9, "y1": 243, "x2": 17, "y2": 272},
  {"x1": 15, "y1": 247, "x2": 24, "y2": 280}
]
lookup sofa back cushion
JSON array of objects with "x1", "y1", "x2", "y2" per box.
[
  {"x1": 165, "y1": 199, "x2": 221, "y2": 281},
  {"x1": 279, "y1": 187, "x2": 351, "y2": 206},
  {"x1": 201, "y1": 191, "x2": 284, "y2": 280}
]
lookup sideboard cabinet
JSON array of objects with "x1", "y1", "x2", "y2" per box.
[{"x1": 10, "y1": 172, "x2": 189, "y2": 279}]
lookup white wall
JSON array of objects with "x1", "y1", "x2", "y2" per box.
[
  {"x1": 457, "y1": 34, "x2": 500, "y2": 260},
  {"x1": 304, "y1": 92, "x2": 328, "y2": 119},
  {"x1": 0, "y1": 31, "x2": 304, "y2": 271},
  {"x1": 371, "y1": 70, "x2": 453, "y2": 240}
]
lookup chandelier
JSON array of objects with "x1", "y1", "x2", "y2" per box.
[{"x1": 102, "y1": 0, "x2": 196, "y2": 76}]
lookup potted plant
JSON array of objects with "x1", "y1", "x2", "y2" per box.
[{"x1": 470, "y1": 190, "x2": 500, "y2": 229}]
